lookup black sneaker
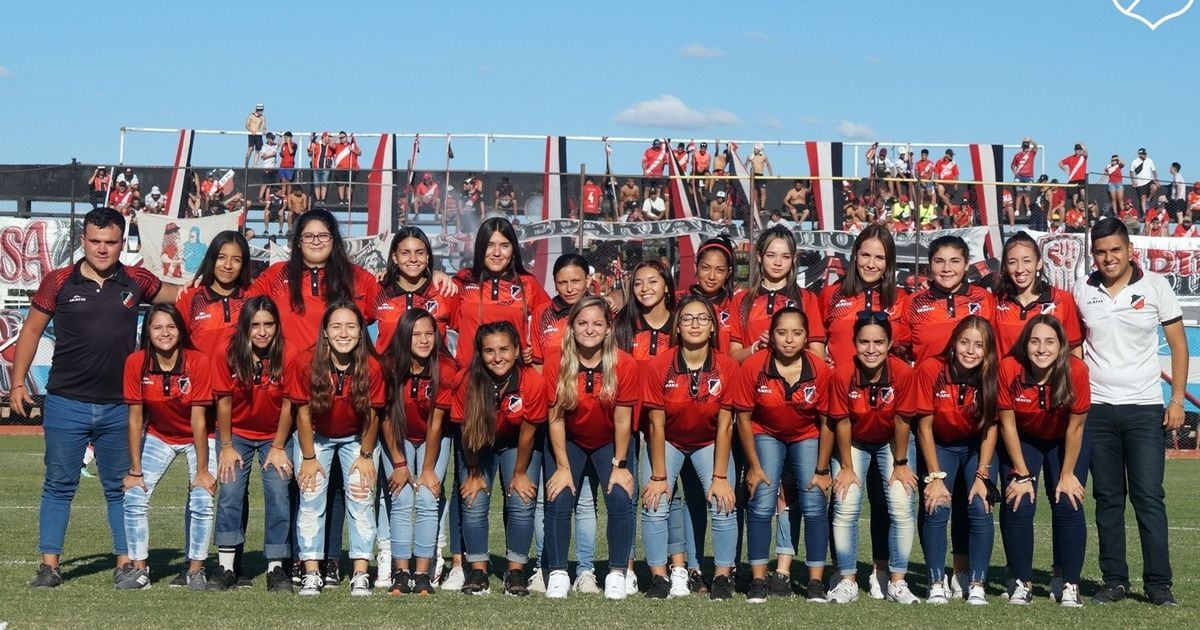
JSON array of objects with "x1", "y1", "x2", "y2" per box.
[
  {"x1": 806, "y1": 579, "x2": 828, "y2": 603},
  {"x1": 1148, "y1": 588, "x2": 1180, "y2": 607},
  {"x1": 688, "y1": 568, "x2": 709, "y2": 594},
  {"x1": 31, "y1": 563, "x2": 63, "y2": 588},
  {"x1": 322, "y1": 559, "x2": 342, "y2": 588},
  {"x1": 767, "y1": 573, "x2": 793, "y2": 597},
  {"x1": 709, "y1": 574, "x2": 734, "y2": 601},
  {"x1": 746, "y1": 578, "x2": 769, "y2": 604},
  {"x1": 169, "y1": 569, "x2": 188, "y2": 588},
  {"x1": 236, "y1": 575, "x2": 253, "y2": 588},
  {"x1": 206, "y1": 569, "x2": 238, "y2": 592},
  {"x1": 645, "y1": 574, "x2": 671, "y2": 599},
  {"x1": 388, "y1": 570, "x2": 412, "y2": 595},
  {"x1": 504, "y1": 569, "x2": 529, "y2": 596},
  {"x1": 462, "y1": 568, "x2": 490, "y2": 595},
  {"x1": 113, "y1": 563, "x2": 135, "y2": 585},
  {"x1": 290, "y1": 560, "x2": 304, "y2": 585},
  {"x1": 266, "y1": 567, "x2": 293, "y2": 593},
  {"x1": 1091, "y1": 583, "x2": 1127, "y2": 604},
  {"x1": 412, "y1": 572, "x2": 434, "y2": 596}
]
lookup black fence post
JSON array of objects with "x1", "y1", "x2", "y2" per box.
[{"x1": 69, "y1": 159, "x2": 78, "y2": 246}]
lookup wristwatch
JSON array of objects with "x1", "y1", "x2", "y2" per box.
[
  {"x1": 611, "y1": 457, "x2": 628, "y2": 469},
  {"x1": 923, "y1": 471, "x2": 948, "y2": 484}
]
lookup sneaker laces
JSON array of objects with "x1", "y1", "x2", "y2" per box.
[
  {"x1": 301, "y1": 574, "x2": 322, "y2": 590},
  {"x1": 350, "y1": 572, "x2": 370, "y2": 590}
]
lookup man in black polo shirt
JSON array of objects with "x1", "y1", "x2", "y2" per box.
[{"x1": 10, "y1": 208, "x2": 179, "y2": 588}]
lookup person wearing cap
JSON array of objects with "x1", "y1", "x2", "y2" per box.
[
  {"x1": 708, "y1": 190, "x2": 731, "y2": 224},
  {"x1": 244, "y1": 104, "x2": 267, "y2": 168},
  {"x1": 691, "y1": 142, "x2": 711, "y2": 201},
  {"x1": 1173, "y1": 214, "x2": 1199, "y2": 237},
  {"x1": 143, "y1": 186, "x2": 166, "y2": 214},
  {"x1": 1144, "y1": 198, "x2": 1169, "y2": 237},
  {"x1": 1010, "y1": 138, "x2": 1037, "y2": 225},
  {"x1": 745, "y1": 143, "x2": 774, "y2": 212},
  {"x1": 278, "y1": 131, "x2": 298, "y2": 197},
  {"x1": 933, "y1": 149, "x2": 959, "y2": 208},
  {"x1": 913, "y1": 149, "x2": 936, "y2": 207},
  {"x1": 108, "y1": 179, "x2": 134, "y2": 215},
  {"x1": 308, "y1": 132, "x2": 333, "y2": 203},
  {"x1": 640, "y1": 187, "x2": 666, "y2": 222},
  {"x1": 88, "y1": 166, "x2": 112, "y2": 208},
  {"x1": 1057, "y1": 143, "x2": 1088, "y2": 207},
  {"x1": 259, "y1": 133, "x2": 279, "y2": 204},
  {"x1": 642, "y1": 139, "x2": 668, "y2": 194},
  {"x1": 1104, "y1": 154, "x2": 1126, "y2": 216},
  {"x1": 1047, "y1": 212, "x2": 1065, "y2": 234},
  {"x1": 1129, "y1": 148, "x2": 1159, "y2": 213},
  {"x1": 782, "y1": 180, "x2": 811, "y2": 225}
]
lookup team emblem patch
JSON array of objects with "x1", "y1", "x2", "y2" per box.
[
  {"x1": 880, "y1": 387, "x2": 895, "y2": 404},
  {"x1": 425, "y1": 300, "x2": 439, "y2": 314},
  {"x1": 719, "y1": 310, "x2": 731, "y2": 326},
  {"x1": 510, "y1": 284, "x2": 523, "y2": 300},
  {"x1": 707, "y1": 378, "x2": 722, "y2": 396},
  {"x1": 425, "y1": 384, "x2": 433, "y2": 399},
  {"x1": 1040, "y1": 303, "x2": 1056, "y2": 316},
  {"x1": 178, "y1": 376, "x2": 191, "y2": 394},
  {"x1": 802, "y1": 385, "x2": 816, "y2": 403},
  {"x1": 968, "y1": 302, "x2": 981, "y2": 315},
  {"x1": 507, "y1": 394, "x2": 524, "y2": 413},
  {"x1": 1131, "y1": 294, "x2": 1145, "y2": 310},
  {"x1": 121, "y1": 291, "x2": 135, "y2": 308}
]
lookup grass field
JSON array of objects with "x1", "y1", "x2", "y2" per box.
[{"x1": 0, "y1": 435, "x2": 1197, "y2": 628}]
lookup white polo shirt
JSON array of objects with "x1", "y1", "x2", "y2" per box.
[
  {"x1": 1074, "y1": 264, "x2": 1182, "y2": 405},
  {"x1": 1130, "y1": 156, "x2": 1156, "y2": 187}
]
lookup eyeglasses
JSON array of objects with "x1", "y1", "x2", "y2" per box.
[
  {"x1": 856, "y1": 310, "x2": 890, "y2": 324},
  {"x1": 679, "y1": 314, "x2": 713, "y2": 326},
  {"x1": 300, "y1": 233, "x2": 333, "y2": 244}
]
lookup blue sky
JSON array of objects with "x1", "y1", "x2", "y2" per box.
[{"x1": 3, "y1": 0, "x2": 1198, "y2": 179}]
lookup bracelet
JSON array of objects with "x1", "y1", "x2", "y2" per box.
[
  {"x1": 975, "y1": 471, "x2": 990, "y2": 482},
  {"x1": 712, "y1": 474, "x2": 727, "y2": 480},
  {"x1": 814, "y1": 468, "x2": 831, "y2": 476},
  {"x1": 127, "y1": 472, "x2": 143, "y2": 477},
  {"x1": 270, "y1": 444, "x2": 286, "y2": 452},
  {"x1": 650, "y1": 475, "x2": 667, "y2": 482},
  {"x1": 220, "y1": 441, "x2": 233, "y2": 447},
  {"x1": 360, "y1": 450, "x2": 373, "y2": 460},
  {"x1": 393, "y1": 460, "x2": 408, "y2": 468},
  {"x1": 302, "y1": 455, "x2": 316, "y2": 461},
  {"x1": 894, "y1": 458, "x2": 909, "y2": 467}
]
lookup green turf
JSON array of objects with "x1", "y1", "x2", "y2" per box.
[{"x1": 0, "y1": 435, "x2": 1197, "y2": 628}]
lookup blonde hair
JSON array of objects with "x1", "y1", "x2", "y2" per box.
[{"x1": 555, "y1": 297, "x2": 618, "y2": 412}]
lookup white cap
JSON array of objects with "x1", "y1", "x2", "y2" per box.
[
  {"x1": 754, "y1": 142, "x2": 764, "y2": 151},
  {"x1": 150, "y1": 186, "x2": 161, "y2": 194},
  {"x1": 716, "y1": 191, "x2": 727, "y2": 198},
  {"x1": 255, "y1": 103, "x2": 264, "y2": 110}
]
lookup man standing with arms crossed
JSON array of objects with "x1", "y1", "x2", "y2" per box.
[
  {"x1": 1074, "y1": 217, "x2": 1185, "y2": 607},
  {"x1": 14, "y1": 208, "x2": 180, "y2": 588}
]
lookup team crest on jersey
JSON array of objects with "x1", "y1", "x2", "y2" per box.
[
  {"x1": 510, "y1": 284, "x2": 523, "y2": 300},
  {"x1": 802, "y1": 385, "x2": 816, "y2": 403},
  {"x1": 178, "y1": 376, "x2": 191, "y2": 394},
  {"x1": 425, "y1": 300, "x2": 439, "y2": 314},
  {"x1": 506, "y1": 394, "x2": 524, "y2": 413},
  {"x1": 1131, "y1": 294, "x2": 1145, "y2": 310},
  {"x1": 785, "y1": 299, "x2": 796, "y2": 308},
  {"x1": 968, "y1": 302, "x2": 981, "y2": 315},
  {"x1": 707, "y1": 378, "x2": 722, "y2": 396},
  {"x1": 719, "y1": 310, "x2": 731, "y2": 326},
  {"x1": 1040, "y1": 303, "x2": 1056, "y2": 316},
  {"x1": 424, "y1": 384, "x2": 433, "y2": 399},
  {"x1": 121, "y1": 291, "x2": 135, "y2": 309},
  {"x1": 879, "y1": 387, "x2": 895, "y2": 404}
]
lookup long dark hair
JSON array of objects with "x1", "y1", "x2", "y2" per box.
[
  {"x1": 384, "y1": 308, "x2": 453, "y2": 448},
  {"x1": 940, "y1": 315, "x2": 998, "y2": 426},
  {"x1": 461, "y1": 321, "x2": 523, "y2": 453},
  {"x1": 382, "y1": 226, "x2": 435, "y2": 288},
  {"x1": 469, "y1": 217, "x2": 529, "y2": 281},
  {"x1": 741, "y1": 226, "x2": 804, "y2": 329},
  {"x1": 841, "y1": 224, "x2": 897, "y2": 308},
  {"x1": 768, "y1": 305, "x2": 809, "y2": 359},
  {"x1": 613, "y1": 259, "x2": 676, "y2": 352},
  {"x1": 193, "y1": 230, "x2": 252, "y2": 290},
  {"x1": 671, "y1": 294, "x2": 720, "y2": 351},
  {"x1": 138, "y1": 303, "x2": 194, "y2": 373},
  {"x1": 287, "y1": 209, "x2": 355, "y2": 313},
  {"x1": 309, "y1": 301, "x2": 373, "y2": 419},
  {"x1": 225, "y1": 296, "x2": 284, "y2": 387},
  {"x1": 694, "y1": 236, "x2": 737, "y2": 298},
  {"x1": 995, "y1": 231, "x2": 1049, "y2": 301},
  {"x1": 1008, "y1": 314, "x2": 1075, "y2": 409}
]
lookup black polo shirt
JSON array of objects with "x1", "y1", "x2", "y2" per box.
[{"x1": 31, "y1": 262, "x2": 162, "y2": 403}]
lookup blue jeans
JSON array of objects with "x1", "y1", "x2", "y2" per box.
[
  {"x1": 381, "y1": 437, "x2": 450, "y2": 560},
  {"x1": 457, "y1": 437, "x2": 543, "y2": 564},
  {"x1": 294, "y1": 435, "x2": 376, "y2": 561},
  {"x1": 535, "y1": 475, "x2": 599, "y2": 571},
  {"x1": 641, "y1": 441, "x2": 737, "y2": 568},
  {"x1": 746, "y1": 435, "x2": 828, "y2": 568},
  {"x1": 999, "y1": 432, "x2": 1091, "y2": 583},
  {"x1": 124, "y1": 433, "x2": 218, "y2": 562},
  {"x1": 544, "y1": 440, "x2": 635, "y2": 572},
  {"x1": 1088, "y1": 403, "x2": 1172, "y2": 590},
  {"x1": 832, "y1": 440, "x2": 917, "y2": 575},
  {"x1": 215, "y1": 435, "x2": 293, "y2": 559},
  {"x1": 39, "y1": 394, "x2": 130, "y2": 556},
  {"x1": 919, "y1": 439, "x2": 995, "y2": 583}
]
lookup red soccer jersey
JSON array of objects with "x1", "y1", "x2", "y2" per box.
[
  {"x1": 915, "y1": 159, "x2": 935, "y2": 180},
  {"x1": 1061, "y1": 154, "x2": 1087, "y2": 183},
  {"x1": 124, "y1": 349, "x2": 214, "y2": 446},
  {"x1": 177, "y1": 286, "x2": 248, "y2": 360},
  {"x1": 642, "y1": 147, "x2": 667, "y2": 177},
  {"x1": 628, "y1": 314, "x2": 673, "y2": 360},
  {"x1": 680, "y1": 286, "x2": 745, "y2": 352},
  {"x1": 373, "y1": 278, "x2": 459, "y2": 352},
  {"x1": 393, "y1": 356, "x2": 460, "y2": 446},
  {"x1": 820, "y1": 282, "x2": 911, "y2": 371},
  {"x1": 452, "y1": 271, "x2": 552, "y2": 365},
  {"x1": 731, "y1": 287, "x2": 826, "y2": 349},
  {"x1": 997, "y1": 356, "x2": 1091, "y2": 441},
  {"x1": 448, "y1": 365, "x2": 549, "y2": 443},
  {"x1": 530, "y1": 297, "x2": 573, "y2": 365},
  {"x1": 828, "y1": 355, "x2": 913, "y2": 443},
  {"x1": 732, "y1": 349, "x2": 829, "y2": 443},
  {"x1": 544, "y1": 350, "x2": 640, "y2": 450},
  {"x1": 211, "y1": 350, "x2": 284, "y2": 442},
  {"x1": 992, "y1": 287, "x2": 1083, "y2": 355},
  {"x1": 284, "y1": 351, "x2": 386, "y2": 438},
  {"x1": 248, "y1": 262, "x2": 380, "y2": 354},
  {"x1": 903, "y1": 356, "x2": 985, "y2": 443},
  {"x1": 1065, "y1": 208, "x2": 1086, "y2": 229},
  {"x1": 935, "y1": 159, "x2": 959, "y2": 181},
  {"x1": 642, "y1": 349, "x2": 739, "y2": 451},
  {"x1": 901, "y1": 283, "x2": 996, "y2": 363},
  {"x1": 1010, "y1": 149, "x2": 1037, "y2": 179},
  {"x1": 582, "y1": 183, "x2": 603, "y2": 216}
]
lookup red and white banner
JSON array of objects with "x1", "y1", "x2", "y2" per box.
[
  {"x1": 366, "y1": 133, "x2": 394, "y2": 234},
  {"x1": 534, "y1": 136, "x2": 568, "y2": 294},
  {"x1": 805, "y1": 141, "x2": 843, "y2": 229},
  {"x1": 668, "y1": 146, "x2": 701, "y2": 289},
  {"x1": 165, "y1": 129, "x2": 194, "y2": 219},
  {"x1": 968, "y1": 143, "x2": 1004, "y2": 256}
]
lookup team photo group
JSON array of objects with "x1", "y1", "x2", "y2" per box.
[{"x1": 13, "y1": 204, "x2": 1184, "y2": 609}]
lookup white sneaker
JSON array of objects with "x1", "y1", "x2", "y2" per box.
[
  {"x1": 887, "y1": 579, "x2": 920, "y2": 604},
  {"x1": 967, "y1": 583, "x2": 987, "y2": 605},
  {"x1": 298, "y1": 572, "x2": 323, "y2": 596},
  {"x1": 545, "y1": 570, "x2": 570, "y2": 599},
  {"x1": 349, "y1": 571, "x2": 372, "y2": 597},
  {"x1": 668, "y1": 566, "x2": 689, "y2": 598},
  {"x1": 1048, "y1": 576, "x2": 1064, "y2": 603},
  {"x1": 868, "y1": 569, "x2": 886, "y2": 600},
  {"x1": 827, "y1": 578, "x2": 859, "y2": 604},
  {"x1": 1060, "y1": 582, "x2": 1082, "y2": 608},
  {"x1": 374, "y1": 548, "x2": 391, "y2": 589},
  {"x1": 625, "y1": 571, "x2": 638, "y2": 596},
  {"x1": 927, "y1": 581, "x2": 948, "y2": 605},
  {"x1": 1008, "y1": 581, "x2": 1032, "y2": 605},
  {"x1": 604, "y1": 572, "x2": 627, "y2": 600},
  {"x1": 573, "y1": 570, "x2": 600, "y2": 594},
  {"x1": 947, "y1": 572, "x2": 968, "y2": 600},
  {"x1": 999, "y1": 577, "x2": 1017, "y2": 601},
  {"x1": 433, "y1": 556, "x2": 445, "y2": 584},
  {"x1": 527, "y1": 567, "x2": 545, "y2": 593},
  {"x1": 440, "y1": 566, "x2": 465, "y2": 591}
]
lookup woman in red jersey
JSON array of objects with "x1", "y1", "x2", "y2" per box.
[
  {"x1": 541, "y1": 296, "x2": 639, "y2": 600},
  {"x1": 903, "y1": 316, "x2": 999, "y2": 605},
  {"x1": 613, "y1": 259, "x2": 676, "y2": 361},
  {"x1": 821, "y1": 224, "x2": 910, "y2": 369},
  {"x1": 378, "y1": 308, "x2": 458, "y2": 596},
  {"x1": 117, "y1": 304, "x2": 216, "y2": 591},
  {"x1": 996, "y1": 315, "x2": 1090, "y2": 607},
  {"x1": 452, "y1": 217, "x2": 551, "y2": 365},
  {"x1": 531, "y1": 253, "x2": 592, "y2": 368},
  {"x1": 826, "y1": 313, "x2": 919, "y2": 605},
  {"x1": 681, "y1": 236, "x2": 745, "y2": 351},
  {"x1": 177, "y1": 230, "x2": 253, "y2": 359},
  {"x1": 733, "y1": 306, "x2": 832, "y2": 604},
  {"x1": 288, "y1": 302, "x2": 385, "y2": 597},
  {"x1": 640, "y1": 296, "x2": 739, "y2": 601},
  {"x1": 210, "y1": 296, "x2": 293, "y2": 592},
  {"x1": 451, "y1": 321, "x2": 548, "y2": 596},
  {"x1": 731, "y1": 226, "x2": 825, "y2": 362},
  {"x1": 992, "y1": 231, "x2": 1082, "y2": 356},
  {"x1": 373, "y1": 226, "x2": 460, "y2": 352},
  {"x1": 900, "y1": 235, "x2": 995, "y2": 364}
]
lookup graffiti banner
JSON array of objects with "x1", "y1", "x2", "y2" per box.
[
  {"x1": 0, "y1": 217, "x2": 78, "y2": 296},
  {"x1": 136, "y1": 211, "x2": 243, "y2": 283},
  {"x1": 267, "y1": 231, "x2": 393, "y2": 273},
  {"x1": 1129, "y1": 234, "x2": 1200, "y2": 296}
]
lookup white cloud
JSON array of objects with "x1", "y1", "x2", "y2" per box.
[
  {"x1": 837, "y1": 119, "x2": 875, "y2": 140},
  {"x1": 761, "y1": 114, "x2": 782, "y2": 129},
  {"x1": 679, "y1": 43, "x2": 725, "y2": 59},
  {"x1": 0, "y1": 66, "x2": 13, "y2": 78},
  {"x1": 614, "y1": 95, "x2": 741, "y2": 129}
]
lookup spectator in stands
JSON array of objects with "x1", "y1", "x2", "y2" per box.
[
  {"x1": 1065, "y1": 198, "x2": 1087, "y2": 233},
  {"x1": 841, "y1": 213, "x2": 863, "y2": 235},
  {"x1": 263, "y1": 189, "x2": 286, "y2": 236},
  {"x1": 1129, "y1": 148, "x2": 1158, "y2": 213},
  {"x1": 1104, "y1": 154, "x2": 1125, "y2": 214},
  {"x1": 1010, "y1": 138, "x2": 1037, "y2": 224},
  {"x1": 896, "y1": 147, "x2": 916, "y2": 203},
  {"x1": 1001, "y1": 189, "x2": 1015, "y2": 229},
  {"x1": 1048, "y1": 213, "x2": 1065, "y2": 234},
  {"x1": 916, "y1": 195, "x2": 938, "y2": 231},
  {"x1": 142, "y1": 186, "x2": 165, "y2": 214},
  {"x1": 914, "y1": 149, "x2": 935, "y2": 207},
  {"x1": 691, "y1": 141, "x2": 711, "y2": 203},
  {"x1": 108, "y1": 180, "x2": 134, "y2": 215},
  {"x1": 891, "y1": 194, "x2": 914, "y2": 228},
  {"x1": 933, "y1": 149, "x2": 959, "y2": 208},
  {"x1": 259, "y1": 133, "x2": 279, "y2": 204},
  {"x1": 708, "y1": 190, "x2": 731, "y2": 224},
  {"x1": 285, "y1": 186, "x2": 309, "y2": 234},
  {"x1": 244, "y1": 104, "x2": 266, "y2": 168},
  {"x1": 278, "y1": 131, "x2": 297, "y2": 197},
  {"x1": 642, "y1": 139, "x2": 668, "y2": 193},
  {"x1": 1188, "y1": 181, "x2": 1200, "y2": 223},
  {"x1": 1144, "y1": 197, "x2": 1170, "y2": 237},
  {"x1": 638, "y1": 187, "x2": 666, "y2": 222},
  {"x1": 1173, "y1": 215, "x2": 1199, "y2": 237},
  {"x1": 866, "y1": 143, "x2": 888, "y2": 198},
  {"x1": 1169, "y1": 162, "x2": 1185, "y2": 222},
  {"x1": 1058, "y1": 143, "x2": 1088, "y2": 207},
  {"x1": 619, "y1": 178, "x2": 640, "y2": 219},
  {"x1": 88, "y1": 166, "x2": 111, "y2": 208},
  {"x1": 1047, "y1": 178, "x2": 1067, "y2": 224},
  {"x1": 581, "y1": 177, "x2": 602, "y2": 221},
  {"x1": 116, "y1": 167, "x2": 139, "y2": 190},
  {"x1": 889, "y1": 196, "x2": 913, "y2": 234},
  {"x1": 746, "y1": 143, "x2": 774, "y2": 211},
  {"x1": 415, "y1": 172, "x2": 440, "y2": 217},
  {"x1": 765, "y1": 209, "x2": 792, "y2": 230},
  {"x1": 1119, "y1": 199, "x2": 1141, "y2": 235},
  {"x1": 672, "y1": 142, "x2": 689, "y2": 172},
  {"x1": 782, "y1": 180, "x2": 810, "y2": 224},
  {"x1": 309, "y1": 132, "x2": 332, "y2": 203},
  {"x1": 948, "y1": 195, "x2": 975, "y2": 228},
  {"x1": 494, "y1": 176, "x2": 517, "y2": 215},
  {"x1": 333, "y1": 132, "x2": 361, "y2": 205}
]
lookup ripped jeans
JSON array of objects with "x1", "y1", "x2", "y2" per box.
[
  {"x1": 124, "y1": 433, "x2": 217, "y2": 562},
  {"x1": 294, "y1": 434, "x2": 376, "y2": 562}
]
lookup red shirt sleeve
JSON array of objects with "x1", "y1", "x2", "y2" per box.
[
  {"x1": 123, "y1": 353, "x2": 144, "y2": 404},
  {"x1": 449, "y1": 377, "x2": 467, "y2": 424},
  {"x1": 30, "y1": 267, "x2": 68, "y2": 315},
  {"x1": 1058, "y1": 290, "x2": 1084, "y2": 347},
  {"x1": 210, "y1": 346, "x2": 233, "y2": 396},
  {"x1": 827, "y1": 366, "x2": 851, "y2": 420},
  {"x1": 524, "y1": 369, "x2": 549, "y2": 424},
  {"x1": 642, "y1": 355, "x2": 667, "y2": 410},
  {"x1": 355, "y1": 266, "x2": 381, "y2": 323},
  {"x1": 731, "y1": 354, "x2": 759, "y2": 412},
  {"x1": 283, "y1": 353, "x2": 311, "y2": 404},
  {"x1": 523, "y1": 274, "x2": 552, "y2": 313},
  {"x1": 997, "y1": 358, "x2": 1018, "y2": 411},
  {"x1": 728, "y1": 294, "x2": 748, "y2": 345},
  {"x1": 1069, "y1": 358, "x2": 1091, "y2": 415},
  {"x1": 811, "y1": 356, "x2": 831, "y2": 415},
  {"x1": 434, "y1": 363, "x2": 461, "y2": 410},
  {"x1": 802, "y1": 290, "x2": 826, "y2": 343},
  {"x1": 182, "y1": 350, "x2": 214, "y2": 406},
  {"x1": 904, "y1": 358, "x2": 937, "y2": 416},
  {"x1": 717, "y1": 354, "x2": 739, "y2": 410},
  {"x1": 368, "y1": 359, "x2": 386, "y2": 407},
  {"x1": 890, "y1": 292, "x2": 912, "y2": 349},
  {"x1": 615, "y1": 353, "x2": 640, "y2": 405}
]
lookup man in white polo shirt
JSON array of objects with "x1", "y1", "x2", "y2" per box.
[{"x1": 1074, "y1": 217, "x2": 1186, "y2": 607}]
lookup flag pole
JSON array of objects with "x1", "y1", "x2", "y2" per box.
[
  {"x1": 578, "y1": 163, "x2": 586, "y2": 251},
  {"x1": 443, "y1": 135, "x2": 453, "y2": 240}
]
